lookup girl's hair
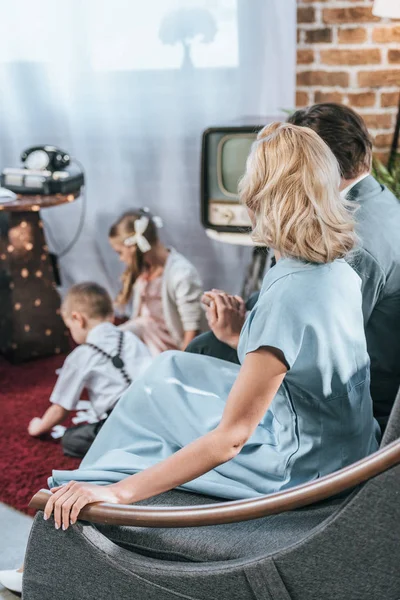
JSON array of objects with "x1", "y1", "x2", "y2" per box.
[
  {"x1": 239, "y1": 122, "x2": 357, "y2": 264},
  {"x1": 109, "y1": 209, "x2": 159, "y2": 307}
]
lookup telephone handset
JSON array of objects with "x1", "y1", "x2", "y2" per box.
[{"x1": 20, "y1": 146, "x2": 70, "y2": 172}]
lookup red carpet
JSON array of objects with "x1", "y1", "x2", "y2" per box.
[{"x1": 0, "y1": 355, "x2": 81, "y2": 515}]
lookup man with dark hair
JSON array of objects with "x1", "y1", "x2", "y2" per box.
[{"x1": 188, "y1": 103, "x2": 400, "y2": 431}]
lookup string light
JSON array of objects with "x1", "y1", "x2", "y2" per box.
[
  {"x1": 35, "y1": 270, "x2": 43, "y2": 278},
  {"x1": 21, "y1": 268, "x2": 29, "y2": 278},
  {"x1": 7, "y1": 245, "x2": 14, "y2": 253},
  {"x1": 45, "y1": 329, "x2": 52, "y2": 336},
  {"x1": 24, "y1": 325, "x2": 30, "y2": 332},
  {"x1": 0, "y1": 254, "x2": 6, "y2": 260},
  {"x1": 14, "y1": 303, "x2": 21, "y2": 311},
  {"x1": 31, "y1": 205, "x2": 40, "y2": 212},
  {"x1": 25, "y1": 243, "x2": 33, "y2": 251},
  {"x1": 34, "y1": 299, "x2": 41, "y2": 307}
]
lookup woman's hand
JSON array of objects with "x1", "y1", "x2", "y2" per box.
[{"x1": 44, "y1": 481, "x2": 123, "y2": 531}]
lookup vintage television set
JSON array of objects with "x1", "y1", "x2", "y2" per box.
[{"x1": 201, "y1": 125, "x2": 263, "y2": 241}]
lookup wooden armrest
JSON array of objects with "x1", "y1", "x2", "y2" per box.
[{"x1": 29, "y1": 439, "x2": 400, "y2": 528}]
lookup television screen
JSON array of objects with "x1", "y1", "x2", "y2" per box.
[
  {"x1": 201, "y1": 126, "x2": 262, "y2": 234},
  {"x1": 219, "y1": 135, "x2": 256, "y2": 196}
]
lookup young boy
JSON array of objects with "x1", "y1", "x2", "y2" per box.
[{"x1": 28, "y1": 282, "x2": 152, "y2": 457}]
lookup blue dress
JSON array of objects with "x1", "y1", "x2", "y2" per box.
[{"x1": 51, "y1": 258, "x2": 380, "y2": 498}]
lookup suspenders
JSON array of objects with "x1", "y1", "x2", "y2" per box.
[{"x1": 85, "y1": 331, "x2": 132, "y2": 386}]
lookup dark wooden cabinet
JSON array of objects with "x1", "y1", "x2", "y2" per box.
[{"x1": 0, "y1": 195, "x2": 76, "y2": 362}]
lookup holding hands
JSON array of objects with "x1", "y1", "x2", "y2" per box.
[{"x1": 202, "y1": 289, "x2": 246, "y2": 349}]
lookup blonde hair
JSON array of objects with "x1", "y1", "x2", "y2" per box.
[
  {"x1": 109, "y1": 210, "x2": 159, "y2": 307},
  {"x1": 64, "y1": 282, "x2": 113, "y2": 319},
  {"x1": 239, "y1": 122, "x2": 357, "y2": 264}
]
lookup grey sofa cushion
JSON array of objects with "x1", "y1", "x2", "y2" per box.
[{"x1": 95, "y1": 489, "x2": 343, "y2": 562}]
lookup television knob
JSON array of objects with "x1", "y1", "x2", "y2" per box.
[{"x1": 222, "y1": 209, "x2": 234, "y2": 224}]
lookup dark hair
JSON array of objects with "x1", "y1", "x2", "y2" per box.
[
  {"x1": 65, "y1": 282, "x2": 113, "y2": 319},
  {"x1": 287, "y1": 103, "x2": 373, "y2": 180},
  {"x1": 109, "y1": 209, "x2": 159, "y2": 306}
]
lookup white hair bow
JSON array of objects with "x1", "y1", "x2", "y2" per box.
[
  {"x1": 123, "y1": 214, "x2": 163, "y2": 253},
  {"x1": 124, "y1": 216, "x2": 152, "y2": 252}
]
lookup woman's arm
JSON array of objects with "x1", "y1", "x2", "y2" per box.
[{"x1": 45, "y1": 347, "x2": 287, "y2": 530}]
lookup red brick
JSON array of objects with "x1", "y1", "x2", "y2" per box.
[
  {"x1": 297, "y1": 6, "x2": 315, "y2": 24},
  {"x1": 348, "y1": 92, "x2": 376, "y2": 108},
  {"x1": 358, "y1": 70, "x2": 400, "y2": 87},
  {"x1": 373, "y1": 26, "x2": 400, "y2": 43},
  {"x1": 373, "y1": 151, "x2": 389, "y2": 165},
  {"x1": 314, "y1": 91, "x2": 344, "y2": 104},
  {"x1": 305, "y1": 28, "x2": 332, "y2": 44},
  {"x1": 374, "y1": 133, "x2": 394, "y2": 148},
  {"x1": 388, "y1": 49, "x2": 400, "y2": 64},
  {"x1": 323, "y1": 7, "x2": 380, "y2": 24},
  {"x1": 338, "y1": 27, "x2": 367, "y2": 44},
  {"x1": 297, "y1": 70, "x2": 350, "y2": 87},
  {"x1": 381, "y1": 92, "x2": 400, "y2": 108},
  {"x1": 363, "y1": 113, "x2": 393, "y2": 129},
  {"x1": 320, "y1": 49, "x2": 381, "y2": 66},
  {"x1": 297, "y1": 49, "x2": 314, "y2": 65},
  {"x1": 296, "y1": 91, "x2": 310, "y2": 107}
]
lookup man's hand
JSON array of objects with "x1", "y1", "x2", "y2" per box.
[
  {"x1": 202, "y1": 290, "x2": 246, "y2": 349},
  {"x1": 28, "y1": 417, "x2": 45, "y2": 437}
]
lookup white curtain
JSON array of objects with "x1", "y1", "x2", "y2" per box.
[{"x1": 0, "y1": 0, "x2": 296, "y2": 299}]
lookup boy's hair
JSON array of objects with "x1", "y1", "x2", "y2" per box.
[
  {"x1": 287, "y1": 103, "x2": 373, "y2": 180},
  {"x1": 64, "y1": 282, "x2": 113, "y2": 319},
  {"x1": 109, "y1": 209, "x2": 159, "y2": 307},
  {"x1": 239, "y1": 122, "x2": 357, "y2": 264}
]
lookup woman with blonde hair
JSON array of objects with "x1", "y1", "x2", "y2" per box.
[{"x1": 38, "y1": 123, "x2": 381, "y2": 529}]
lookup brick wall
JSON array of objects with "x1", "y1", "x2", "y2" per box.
[{"x1": 296, "y1": 0, "x2": 400, "y2": 163}]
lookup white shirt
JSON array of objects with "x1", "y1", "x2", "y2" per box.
[
  {"x1": 340, "y1": 173, "x2": 369, "y2": 199},
  {"x1": 50, "y1": 322, "x2": 152, "y2": 417}
]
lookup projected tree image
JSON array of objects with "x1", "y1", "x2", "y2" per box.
[{"x1": 159, "y1": 8, "x2": 217, "y2": 69}]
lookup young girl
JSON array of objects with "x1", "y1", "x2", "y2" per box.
[
  {"x1": 0, "y1": 124, "x2": 381, "y2": 594},
  {"x1": 109, "y1": 209, "x2": 204, "y2": 355}
]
